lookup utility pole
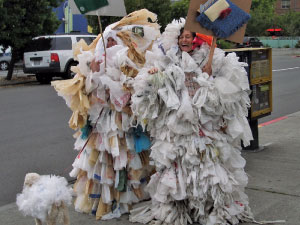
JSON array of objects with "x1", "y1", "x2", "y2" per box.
[{"x1": 64, "y1": 0, "x2": 72, "y2": 33}]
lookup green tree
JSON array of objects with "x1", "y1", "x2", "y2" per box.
[
  {"x1": 170, "y1": 0, "x2": 190, "y2": 20},
  {"x1": 276, "y1": 11, "x2": 300, "y2": 36},
  {"x1": 246, "y1": 0, "x2": 277, "y2": 36},
  {"x1": 247, "y1": 0, "x2": 300, "y2": 37},
  {"x1": 0, "y1": 0, "x2": 63, "y2": 80},
  {"x1": 250, "y1": 0, "x2": 276, "y2": 10},
  {"x1": 87, "y1": 0, "x2": 172, "y2": 35}
]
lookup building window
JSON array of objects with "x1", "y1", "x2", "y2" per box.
[{"x1": 281, "y1": 0, "x2": 290, "y2": 9}]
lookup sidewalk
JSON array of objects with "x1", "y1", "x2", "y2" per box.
[
  {"x1": 272, "y1": 48, "x2": 300, "y2": 56},
  {"x1": 1, "y1": 112, "x2": 299, "y2": 224},
  {"x1": 0, "y1": 69, "x2": 37, "y2": 86}
]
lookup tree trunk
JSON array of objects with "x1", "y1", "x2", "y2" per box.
[{"x1": 6, "y1": 49, "x2": 16, "y2": 80}]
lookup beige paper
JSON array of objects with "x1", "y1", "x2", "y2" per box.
[{"x1": 204, "y1": 0, "x2": 230, "y2": 22}]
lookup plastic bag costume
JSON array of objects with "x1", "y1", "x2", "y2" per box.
[
  {"x1": 52, "y1": 9, "x2": 160, "y2": 220},
  {"x1": 128, "y1": 18, "x2": 254, "y2": 225}
]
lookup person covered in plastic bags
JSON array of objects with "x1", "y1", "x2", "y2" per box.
[
  {"x1": 129, "y1": 18, "x2": 255, "y2": 225},
  {"x1": 52, "y1": 9, "x2": 161, "y2": 221}
]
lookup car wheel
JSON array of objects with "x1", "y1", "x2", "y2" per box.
[
  {"x1": 64, "y1": 61, "x2": 78, "y2": 79},
  {"x1": 36, "y1": 73, "x2": 52, "y2": 84},
  {"x1": 0, "y1": 61, "x2": 9, "y2": 71}
]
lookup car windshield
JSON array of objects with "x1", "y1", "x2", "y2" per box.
[{"x1": 25, "y1": 37, "x2": 72, "y2": 52}]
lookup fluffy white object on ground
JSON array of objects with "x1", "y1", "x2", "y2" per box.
[{"x1": 16, "y1": 175, "x2": 72, "y2": 222}]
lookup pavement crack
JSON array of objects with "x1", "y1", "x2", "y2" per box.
[{"x1": 246, "y1": 186, "x2": 300, "y2": 198}]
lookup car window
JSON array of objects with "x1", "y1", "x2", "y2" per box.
[
  {"x1": 243, "y1": 37, "x2": 250, "y2": 43},
  {"x1": 53, "y1": 37, "x2": 72, "y2": 50},
  {"x1": 76, "y1": 37, "x2": 96, "y2": 45},
  {"x1": 25, "y1": 37, "x2": 72, "y2": 52},
  {"x1": 25, "y1": 38, "x2": 53, "y2": 52}
]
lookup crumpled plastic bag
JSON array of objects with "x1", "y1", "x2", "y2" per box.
[
  {"x1": 119, "y1": 185, "x2": 139, "y2": 204},
  {"x1": 100, "y1": 75, "x2": 131, "y2": 112},
  {"x1": 128, "y1": 151, "x2": 143, "y2": 170},
  {"x1": 133, "y1": 125, "x2": 151, "y2": 153},
  {"x1": 177, "y1": 88, "x2": 195, "y2": 122},
  {"x1": 114, "y1": 148, "x2": 127, "y2": 170}
]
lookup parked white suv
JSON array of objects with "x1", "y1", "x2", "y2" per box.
[{"x1": 23, "y1": 34, "x2": 97, "y2": 84}]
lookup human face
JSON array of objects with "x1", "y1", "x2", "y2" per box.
[
  {"x1": 178, "y1": 30, "x2": 194, "y2": 53},
  {"x1": 106, "y1": 37, "x2": 117, "y2": 48}
]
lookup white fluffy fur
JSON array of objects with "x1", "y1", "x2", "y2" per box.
[{"x1": 16, "y1": 173, "x2": 72, "y2": 224}]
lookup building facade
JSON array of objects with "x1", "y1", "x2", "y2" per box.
[
  {"x1": 275, "y1": 0, "x2": 300, "y2": 14},
  {"x1": 53, "y1": 0, "x2": 89, "y2": 34}
]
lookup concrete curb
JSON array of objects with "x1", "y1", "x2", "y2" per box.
[
  {"x1": 0, "y1": 202, "x2": 15, "y2": 212},
  {"x1": 0, "y1": 78, "x2": 38, "y2": 86},
  {"x1": 0, "y1": 70, "x2": 37, "y2": 86},
  {"x1": 272, "y1": 48, "x2": 300, "y2": 56},
  {"x1": 0, "y1": 79, "x2": 38, "y2": 87}
]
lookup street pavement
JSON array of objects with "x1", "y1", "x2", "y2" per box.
[{"x1": 1, "y1": 85, "x2": 299, "y2": 224}]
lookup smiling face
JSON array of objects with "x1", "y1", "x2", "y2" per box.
[
  {"x1": 106, "y1": 37, "x2": 117, "y2": 48},
  {"x1": 178, "y1": 30, "x2": 194, "y2": 53}
]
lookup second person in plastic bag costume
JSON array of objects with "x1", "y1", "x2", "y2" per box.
[
  {"x1": 52, "y1": 9, "x2": 161, "y2": 220},
  {"x1": 129, "y1": 18, "x2": 255, "y2": 225}
]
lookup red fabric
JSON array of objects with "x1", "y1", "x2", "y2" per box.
[
  {"x1": 193, "y1": 33, "x2": 215, "y2": 49},
  {"x1": 192, "y1": 37, "x2": 205, "y2": 50},
  {"x1": 219, "y1": 8, "x2": 232, "y2": 20}
]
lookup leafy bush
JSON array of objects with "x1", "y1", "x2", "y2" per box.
[
  {"x1": 217, "y1": 40, "x2": 235, "y2": 49},
  {"x1": 283, "y1": 44, "x2": 290, "y2": 48},
  {"x1": 295, "y1": 40, "x2": 300, "y2": 48}
]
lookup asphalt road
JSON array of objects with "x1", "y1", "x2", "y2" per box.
[
  {"x1": 0, "y1": 84, "x2": 76, "y2": 206},
  {"x1": 259, "y1": 55, "x2": 300, "y2": 123},
  {"x1": 0, "y1": 54, "x2": 299, "y2": 207}
]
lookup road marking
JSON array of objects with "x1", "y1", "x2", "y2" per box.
[
  {"x1": 272, "y1": 67, "x2": 300, "y2": 72},
  {"x1": 258, "y1": 116, "x2": 288, "y2": 127}
]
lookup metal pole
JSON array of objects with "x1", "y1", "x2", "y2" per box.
[
  {"x1": 68, "y1": 1, "x2": 71, "y2": 33},
  {"x1": 98, "y1": 15, "x2": 107, "y2": 69},
  {"x1": 63, "y1": 1, "x2": 67, "y2": 33}
]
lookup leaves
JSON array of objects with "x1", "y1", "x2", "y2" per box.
[
  {"x1": 0, "y1": 0, "x2": 63, "y2": 79},
  {"x1": 247, "y1": 0, "x2": 300, "y2": 36},
  {"x1": 87, "y1": 0, "x2": 173, "y2": 34},
  {"x1": 275, "y1": 11, "x2": 300, "y2": 36},
  {"x1": 0, "y1": 0, "x2": 62, "y2": 53},
  {"x1": 170, "y1": 0, "x2": 189, "y2": 20},
  {"x1": 246, "y1": 0, "x2": 276, "y2": 36}
]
